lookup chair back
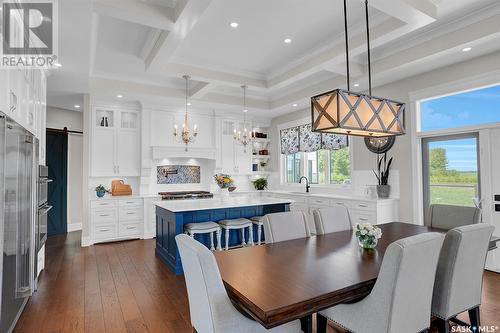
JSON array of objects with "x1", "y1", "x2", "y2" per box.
[
  {"x1": 427, "y1": 204, "x2": 481, "y2": 229},
  {"x1": 263, "y1": 211, "x2": 311, "y2": 243},
  {"x1": 368, "y1": 233, "x2": 444, "y2": 332},
  {"x1": 313, "y1": 205, "x2": 352, "y2": 235},
  {"x1": 175, "y1": 234, "x2": 234, "y2": 333},
  {"x1": 432, "y1": 224, "x2": 494, "y2": 319}
]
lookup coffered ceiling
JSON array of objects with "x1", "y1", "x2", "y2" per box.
[{"x1": 47, "y1": 0, "x2": 500, "y2": 119}]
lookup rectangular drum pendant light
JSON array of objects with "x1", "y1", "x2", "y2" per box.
[{"x1": 311, "y1": 0, "x2": 405, "y2": 137}]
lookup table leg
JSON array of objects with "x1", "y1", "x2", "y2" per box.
[
  {"x1": 317, "y1": 313, "x2": 327, "y2": 333},
  {"x1": 300, "y1": 314, "x2": 313, "y2": 333}
]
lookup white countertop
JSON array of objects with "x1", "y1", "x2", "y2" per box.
[
  {"x1": 231, "y1": 190, "x2": 399, "y2": 202},
  {"x1": 154, "y1": 197, "x2": 294, "y2": 212},
  {"x1": 89, "y1": 194, "x2": 161, "y2": 201}
]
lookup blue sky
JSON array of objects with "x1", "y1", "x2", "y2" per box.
[{"x1": 421, "y1": 85, "x2": 500, "y2": 171}]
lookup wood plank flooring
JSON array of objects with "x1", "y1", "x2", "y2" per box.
[{"x1": 13, "y1": 232, "x2": 500, "y2": 333}]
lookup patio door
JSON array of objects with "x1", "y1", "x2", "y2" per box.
[{"x1": 422, "y1": 133, "x2": 481, "y2": 225}]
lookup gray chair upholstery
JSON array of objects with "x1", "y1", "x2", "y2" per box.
[
  {"x1": 262, "y1": 211, "x2": 311, "y2": 244},
  {"x1": 313, "y1": 205, "x2": 352, "y2": 235},
  {"x1": 175, "y1": 234, "x2": 301, "y2": 333},
  {"x1": 318, "y1": 233, "x2": 445, "y2": 333},
  {"x1": 427, "y1": 204, "x2": 481, "y2": 229},
  {"x1": 431, "y1": 224, "x2": 494, "y2": 332}
]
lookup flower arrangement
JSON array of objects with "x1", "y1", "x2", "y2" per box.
[
  {"x1": 213, "y1": 174, "x2": 234, "y2": 189},
  {"x1": 355, "y1": 223, "x2": 382, "y2": 249}
]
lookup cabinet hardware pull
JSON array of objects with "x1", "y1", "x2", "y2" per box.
[
  {"x1": 126, "y1": 212, "x2": 135, "y2": 215},
  {"x1": 99, "y1": 214, "x2": 110, "y2": 217},
  {"x1": 100, "y1": 228, "x2": 110, "y2": 232},
  {"x1": 126, "y1": 226, "x2": 136, "y2": 230},
  {"x1": 358, "y1": 204, "x2": 368, "y2": 207},
  {"x1": 359, "y1": 218, "x2": 368, "y2": 221}
]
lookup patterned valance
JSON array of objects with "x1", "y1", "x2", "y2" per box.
[{"x1": 280, "y1": 124, "x2": 348, "y2": 155}]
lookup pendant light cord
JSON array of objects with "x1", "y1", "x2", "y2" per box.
[
  {"x1": 184, "y1": 75, "x2": 189, "y2": 124},
  {"x1": 343, "y1": 0, "x2": 350, "y2": 90},
  {"x1": 365, "y1": 0, "x2": 372, "y2": 95}
]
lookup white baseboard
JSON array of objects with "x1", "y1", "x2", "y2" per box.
[
  {"x1": 81, "y1": 236, "x2": 92, "y2": 247},
  {"x1": 68, "y1": 222, "x2": 82, "y2": 232},
  {"x1": 143, "y1": 231, "x2": 156, "y2": 239}
]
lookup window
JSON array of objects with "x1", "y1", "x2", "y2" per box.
[
  {"x1": 284, "y1": 147, "x2": 351, "y2": 185},
  {"x1": 286, "y1": 153, "x2": 302, "y2": 183},
  {"x1": 419, "y1": 85, "x2": 500, "y2": 132}
]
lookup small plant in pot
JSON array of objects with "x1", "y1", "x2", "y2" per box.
[
  {"x1": 252, "y1": 177, "x2": 268, "y2": 191},
  {"x1": 373, "y1": 153, "x2": 393, "y2": 198},
  {"x1": 95, "y1": 184, "x2": 108, "y2": 198}
]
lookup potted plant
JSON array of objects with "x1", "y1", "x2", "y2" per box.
[
  {"x1": 355, "y1": 223, "x2": 382, "y2": 249},
  {"x1": 252, "y1": 177, "x2": 268, "y2": 191},
  {"x1": 373, "y1": 153, "x2": 393, "y2": 198},
  {"x1": 95, "y1": 184, "x2": 108, "y2": 198}
]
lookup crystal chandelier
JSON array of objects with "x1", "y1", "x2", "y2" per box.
[
  {"x1": 311, "y1": 0, "x2": 405, "y2": 137},
  {"x1": 233, "y1": 85, "x2": 255, "y2": 152},
  {"x1": 174, "y1": 75, "x2": 198, "y2": 151}
]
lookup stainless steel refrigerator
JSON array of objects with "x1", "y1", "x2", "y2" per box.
[{"x1": 0, "y1": 112, "x2": 37, "y2": 333}]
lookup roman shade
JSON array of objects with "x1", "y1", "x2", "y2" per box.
[{"x1": 280, "y1": 123, "x2": 348, "y2": 155}]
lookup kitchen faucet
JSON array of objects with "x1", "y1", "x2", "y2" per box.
[{"x1": 298, "y1": 176, "x2": 310, "y2": 193}]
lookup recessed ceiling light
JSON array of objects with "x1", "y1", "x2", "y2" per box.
[
  {"x1": 230, "y1": 22, "x2": 239, "y2": 28},
  {"x1": 74, "y1": 105, "x2": 81, "y2": 109},
  {"x1": 54, "y1": 63, "x2": 62, "y2": 68},
  {"x1": 117, "y1": 94, "x2": 123, "y2": 98},
  {"x1": 462, "y1": 47, "x2": 472, "y2": 52},
  {"x1": 187, "y1": 102, "x2": 192, "y2": 106},
  {"x1": 284, "y1": 38, "x2": 292, "y2": 44},
  {"x1": 353, "y1": 83, "x2": 360, "y2": 87},
  {"x1": 292, "y1": 103, "x2": 298, "y2": 107}
]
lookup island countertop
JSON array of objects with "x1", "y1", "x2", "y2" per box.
[{"x1": 155, "y1": 197, "x2": 294, "y2": 213}]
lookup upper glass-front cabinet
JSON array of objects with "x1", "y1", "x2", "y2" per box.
[
  {"x1": 95, "y1": 109, "x2": 115, "y2": 128},
  {"x1": 120, "y1": 111, "x2": 138, "y2": 130}
]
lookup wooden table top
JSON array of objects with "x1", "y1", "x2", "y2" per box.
[{"x1": 214, "y1": 222, "x2": 442, "y2": 329}]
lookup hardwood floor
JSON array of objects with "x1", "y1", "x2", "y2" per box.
[{"x1": 14, "y1": 232, "x2": 500, "y2": 333}]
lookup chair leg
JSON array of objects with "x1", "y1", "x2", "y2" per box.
[
  {"x1": 257, "y1": 224, "x2": 262, "y2": 245},
  {"x1": 316, "y1": 313, "x2": 327, "y2": 333},
  {"x1": 436, "y1": 318, "x2": 450, "y2": 333},
  {"x1": 241, "y1": 228, "x2": 246, "y2": 246},
  {"x1": 216, "y1": 228, "x2": 222, "y2": 251},
  {"x1": 248, "y1": 226, "x2": 254, "y2": 246},
  {"x1": 300, "y1": 314, "x2": 312, "y2": 333},
  {"x1": 225, "y1": 228, "x2": 230, "y2": 250},
  {"x1": 468, "y1": 306, "x2": 480, "y2": 329},
  {"x1": 209, "y1": 231, "x2": 215, "y2": 251}
]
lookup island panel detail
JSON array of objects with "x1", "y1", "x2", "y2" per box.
[{"x1": 156, "y1": 203, "x2": 290, "y2": 275}]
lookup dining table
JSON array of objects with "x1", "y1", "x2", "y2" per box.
[{"x1": 213, "y1": 222, "x2": 499, "y2": 333}]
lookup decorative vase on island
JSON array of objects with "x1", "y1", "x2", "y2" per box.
[{"x1": 376, "y1": 184, "x2": 390, "y2": 198}]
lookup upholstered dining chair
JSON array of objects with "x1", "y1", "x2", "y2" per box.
[
  {"x1": 262, "y1": 211, "x2": 311, "y2": 244},
  {"x1": 431, "y1": 224, "x2": 494, "y2": 333},
  {"x1": 427, "y1": 204, "x2": 481, "y2": 230},
  {"x1": 317, "y1": 232, "x2": 445, "y2": 333},
  {"x1": 313, "y1": 205, "x2": 352, "y2": 235},
  {"x1": 175, "y1": 234, "x2": 301, "y2": 333}
]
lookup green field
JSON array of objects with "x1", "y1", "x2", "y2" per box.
[{"x1": 430, "y1": 185, "x2": 477, "y2": 207}]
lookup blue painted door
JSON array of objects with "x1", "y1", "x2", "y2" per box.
[{"x1": 46, "y1": 130, "x2": 68, "y2": 236}]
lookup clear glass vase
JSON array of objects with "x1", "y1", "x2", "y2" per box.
[{"x1": 358, "y1": 236, "x2": 378, "y2": 249}]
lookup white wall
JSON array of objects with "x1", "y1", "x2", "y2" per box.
[
  {"x1": 46, "y1": 107, "x2": 84, "y2": 232},
  {"x1": 270, "y1": 50, "x2": 500, "y2": 224}
]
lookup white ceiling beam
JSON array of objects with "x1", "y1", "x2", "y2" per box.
[
  {"x1": 145, "y1": 0, "x2": 214, "y2": 70},
  {"x1": 93, "y1": 0, "x2": 175, "y2": 31},
  {"x1": 89, "y1": 13, "x2": 99, "y2": 76},
  {"x1": 190, "y1": 82, "x2": 214, "y2": 99}
]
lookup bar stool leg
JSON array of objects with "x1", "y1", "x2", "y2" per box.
[
  {"x1": 241, "y1": 228, "x2": 246, "y2": 246},
  {"x1": 189, "y1": 232, "x2": 194, "y2": 238},
  {"x1": 216, "y1": 228, "x2": 222, "y2": 251},
  {"x1": 225, "y1": 228, "x2": 230, "y2": 251},
  {"x1": 257, "y1": 224, "x2": 262, "y2": 245},
  {"x1": 209, "y1": 231, "x2": 215, "y2": 251},
  {"x1": 248, "y1": 226, "x2": 254, "y2": 246}
]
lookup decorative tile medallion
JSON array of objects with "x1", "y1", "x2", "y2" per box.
[{"x1": 157, "y1": 165, "x2": 201, "y2": 184}]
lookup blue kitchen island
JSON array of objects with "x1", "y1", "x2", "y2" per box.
[{"x1": 155, "y1": 197, "x2": 292, "y2": 275}]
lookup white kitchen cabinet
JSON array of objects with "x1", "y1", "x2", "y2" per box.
[
  {"x1": 91, "y1": 106, "x2": 140, "y2": 177},
  {"x1": 220, "y1": 119, "x2": 251, "y2": 174},
  {"x1": 90, "y1": 198, "x2": 144, "y2": 244},
  {"x1": 0, "y1": 70, "x2": 9, "y2": 114}
]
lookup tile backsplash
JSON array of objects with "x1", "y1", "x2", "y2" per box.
[{"x1": 157, "y1": 165, "x2": 201, "y2": 184}]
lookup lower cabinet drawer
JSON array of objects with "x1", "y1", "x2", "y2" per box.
[
  {"x1": 94, "y1": 224, "x2": 118, "y2": 240},
  {"x1": 92, "y1": 208, "x2": 119, "y2": 225},
  {"x1": 350, "y1": 210, "x2": 377, "y2": 225},
  {"x1": 352, "y1": 200, "x2": 376, "y2": 211},
  {"x1": 119, "y1": 207, "x2": 143, "y2": 221},
  {"x1": 119, "y1": 222, "x2": 143, "y2": 237}
]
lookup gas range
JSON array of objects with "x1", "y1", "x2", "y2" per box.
[{"x1": 159, "y1": 191, "x2": 214, "y2": 200}]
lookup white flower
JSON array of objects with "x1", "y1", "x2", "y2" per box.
[{"x1": 360, "y1": 229, "x2": 368, "y2": 235}]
